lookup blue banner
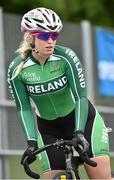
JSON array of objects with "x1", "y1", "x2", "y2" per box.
[{"x1": 96, "y1": 28, "x2": 114, "y2": 96}]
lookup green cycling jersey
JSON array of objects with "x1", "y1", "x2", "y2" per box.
[{"x1": 7, "y1": 45, "x2": 88, "y2": 141}]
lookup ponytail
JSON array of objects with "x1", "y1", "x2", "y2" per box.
[{"x1": 11, "y1": 32, "x2": 33, "y2": 79}]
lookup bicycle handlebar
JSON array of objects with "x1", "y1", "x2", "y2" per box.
[
  {"x1": 23, "y1": 139, "x2": 97, "y2": 179},
  {"x1": 23, "y1": 156, "x2": 40, "y2": 179}
]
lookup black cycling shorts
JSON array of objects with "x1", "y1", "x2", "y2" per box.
[{"x1": 37, "y1": 101, "x2": 109, "y2": 172}]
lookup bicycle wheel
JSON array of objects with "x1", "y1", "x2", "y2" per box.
[{"x1": 51, "y1": 171, "x2": 74, "y2": 180}]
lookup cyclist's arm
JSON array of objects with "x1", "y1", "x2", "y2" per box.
[
  {"x1": 7, "y1": 59, "x2": 37, "y2": 141},
  {"x1": 64, "y1": 49, "x2": 89, "y2": 133}
]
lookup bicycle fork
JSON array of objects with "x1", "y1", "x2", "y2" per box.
[{"x1": 65, "y1": 151, "x2": 77, "y2": 180}]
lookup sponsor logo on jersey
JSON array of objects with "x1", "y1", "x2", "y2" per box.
[
  {"x1": 22, "y1": 72, "x2": 41, "y2": 82},
  {"x1": 101, "y1": 124, "x2": 108, "y2": 144},
  {"x1": 65, "y1": 49, "x2": 85, "y2": 88},
  {"x1": 7, "y1": 61, "x2": 15, "y2": 99},
  {"x1": 26, "y1": 75, "x2": 68, "y2": 95},
  {"x1": 50, "y1": 62, "x2": 60, "y2": 73}
]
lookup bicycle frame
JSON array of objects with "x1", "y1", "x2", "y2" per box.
[
  {"x1": 23, "y1": 139, "x2": 97, "y2": 179},
  {"x1": 51, "y1": 147, "x2": 78, "y2": 180},
  {"x1": 52, "y1": 143, "x2": 79, "y2": 179},
  {"x1": 64, "y1": 148, "x2": 78, "y2": 179}
]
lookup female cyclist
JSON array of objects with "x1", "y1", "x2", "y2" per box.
[{"x1": 7, "y1": 7, "x2": 112, "y2": 179}]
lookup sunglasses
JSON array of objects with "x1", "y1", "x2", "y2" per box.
[{"x1": 32, "y1": 32, "x2": 59, "y2": 41}]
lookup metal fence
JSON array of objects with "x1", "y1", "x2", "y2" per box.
[{"x1": 0, "y1": 7, "x2": 114, "y2": 179}]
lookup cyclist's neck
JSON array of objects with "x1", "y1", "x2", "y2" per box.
[{"x1": 32, "y1": 50, "x2": 49, "y2": 65}]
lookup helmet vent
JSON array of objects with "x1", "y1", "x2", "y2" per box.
[
  {"x1": 47, "y1": 25, "x2": 58, "y2": 30},
  {"x1": 36, "y1": 24, "x2": 47, "y2": 30},
  {"x1": 45, "y1": 9, "x2": 50, "y2": 15},
  {"x1": 52, "y1": 13, "x2": 56, "y2": 22},
  {"x1": 43, "y1": 13, "x2": 50, "y2": 23},
  {"x1": 33, "y1": 18, "x2": 43, "y2": 23},
  {"x1": 25, "y1": 17, "x2": 31, "y2": 23},
  {"x1": 25, "y1": 23, "x2": 32, "y2": 29}
]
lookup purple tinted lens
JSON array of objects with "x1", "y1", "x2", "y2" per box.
[{"x1": 38, "y1": 33, "x2": 59, "y2": 40}]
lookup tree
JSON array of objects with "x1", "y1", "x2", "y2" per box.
[{"x1": 0, "y1": 0, "x2": 114, "y2": 28}]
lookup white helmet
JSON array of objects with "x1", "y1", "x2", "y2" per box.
[{"x1": 21, "y1": 7, "x2": 63, "y2": 33}]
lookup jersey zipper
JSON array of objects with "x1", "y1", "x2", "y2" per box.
[
  {"x1": 41, "y1": 65, "x2": 44, "y2": 71},
  {"x1": 41, "y1": 61, "x2": 58, "y2": 116},
  {"x1": 48, "y1": 94, "x2": 58, "y2": 116}
]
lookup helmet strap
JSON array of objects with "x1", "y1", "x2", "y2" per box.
[
  {"x1": 31, "y1": 38, "x2": 40, "y2": 54},
  {"x1": 31, "y1": 38, "x2": 48, "y2": 58},
  {"x1": 30, "y1": 37, "x2": 35, "y2": 48}
]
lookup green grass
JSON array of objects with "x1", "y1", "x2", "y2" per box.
[
  {"x1": 8, "y1": 156, "x2": 43, "y2": 179},
  {"x1": 8, "y1": 156, "x2": 114, "y2": 179}
]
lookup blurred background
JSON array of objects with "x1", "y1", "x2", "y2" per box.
[{"x1": 0, "y1": 0, "x2": 114, "y2": 179}]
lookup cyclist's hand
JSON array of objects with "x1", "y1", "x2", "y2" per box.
[
  {"x1": 21, "y1": 140, "x2": 38, "y2": 165},
  {"x1": 72, "y1": 131, "x2": 89, "y2": 153}
]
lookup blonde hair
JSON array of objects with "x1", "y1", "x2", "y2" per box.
[
  {"x1": 16, "y1": 32, "x2": 33, "y2": 59},
  {"x1": 11, "y1": 32, "x2": 33, "y2": 80}
]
